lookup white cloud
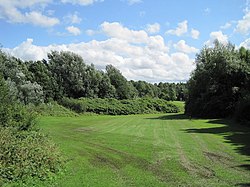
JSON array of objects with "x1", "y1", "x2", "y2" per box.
[
  {"x1": 0, "y1": 0, "x2": 59, "y2": 27},
  {"x1": 191, "y1": 29, "x2": 200, "y2": 39},
  {"x1": 205, "y1": 31, "x2": 228, "y2": 46},
  {"x1": 146, "y1": 23, "x2": 160, "y2": 34},
  {"x1": 174, "y1": 40, "x2": 199, "y2": 54},
  {"x1": 127, "y1": 0, "x2": 142, "y2": 5},
  {"x1": 220, "y1": 22, "x2": 232, "y2": 30},
  {"x1": 3, "y1": 22, "x2": 196, "y2": 82},
  {"x1": 240, "y1": 38, "x2": 250, "y2": 48},
  {"x1": 166, "y1": 20, "x2": 188, "y2": 36},
  {"x1": 66, "y1": 26, "x2": 81, "y2": 35},
  {"x1": 3, "y1": 38, "x2": 49, "y2": 61},
  {"x1": 61, "y1": 0, "x2": 103, "y2": 6},
  {"x1": 86, "y1": 29, "x2": 97, "y2": 36},
  {"x1": 101, "y1": 22, "x2": 149, "y2": 44},
  {"x1": 64, "y1": 12, "x2": 82, "y2": 24},
  {"x1": 1, "y1": 0, "x2": 52, "y2": 9},
  {"x1": 235, "y1": 11, "x2": 250, "y2": 35}
]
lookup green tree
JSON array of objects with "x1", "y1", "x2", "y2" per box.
[
  {"x1": 26, "y1": 60, "x2": 57, "y2": 102},
  {"x1": 185, "y1": 41, "x2": 250, "y2": 118},
  {"x1": 106, "y1": 65, "x2": 137, "y2": 99},
  {"x1": 98, "y1": 73, "x2": 116, "y2": 98},
  {"x1": 48, "y1": 51, "x2": 86, "y2": 99}
]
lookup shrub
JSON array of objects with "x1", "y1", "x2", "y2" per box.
[
  {"x1": 0, "y1": 127, "x2": 63, "y2": 183},
  {"x1": 0, "y1": 75, "x2": 63, "y2": 185},
  {"x1": 59, "y1": 97, "x2": 180, "y2": 115},
  {"x1": 27, "y1": 102, "x2": 78, "y2": 117}
]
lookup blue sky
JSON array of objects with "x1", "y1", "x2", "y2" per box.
[{"x1": 1, "y1": 0, "x2": 250, "y2": 82}]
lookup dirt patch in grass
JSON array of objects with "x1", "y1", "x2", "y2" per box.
[
  {"x1": 203, "y1": 151, "x2": 232, "y2": 163},
  {"x1": 178, "y1": 149, "x2": 215, "y2": 178},
  {"x1": 88, "y1": 142, "x2": 173, "y2": 183},
  {"x1": 180, "y1": 159, "x2": 215, "y2": 178},
  {"x1": 148, "y1": 158, "x2": 174, "y2": 182}
]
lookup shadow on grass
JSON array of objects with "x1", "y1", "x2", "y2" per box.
[
  {"x1": 185, "y1": 119, "x2": 250, "y2": 171},
  {"x1": 147, "y1": 114, "x2": 250, "y2": 171},
  {"x1": 235, "y1": 183, "x2": 250, "y2": 187}
]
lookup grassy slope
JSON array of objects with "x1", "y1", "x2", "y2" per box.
[{"x1": 36, "y1": 113, "x2": 250, "y2": 187}]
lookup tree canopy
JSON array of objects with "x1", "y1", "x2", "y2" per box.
[
  {"x1": 185, "y1": 41, "x2": 250, "y2": 120},
  {"x1": 0, "y1": 50, "x2": 186, "y2": 103}
]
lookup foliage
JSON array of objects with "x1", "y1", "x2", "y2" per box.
[
  {"x1": 27, "y1": 102, "x2": 78, "y2": 117},
  {"x1": 59, "y1": 97, "x2": 180, "y2": 115},
  {"x1": 0, "y1": 50, "x2": 187, "y2": 104},
  {"x1": 106, "y1": 65, "x2": 138, "y2": 99},
  {"x1": 0, "y1": 52, "x2": 44, "y2": 105},
  {"x1": 0, "y1": 75, "x2": 63, "y2": 185},
  {"x1": 0, "y1": 127, "x2": 63, "y2": 183},
  {"x1": 234, "y1": 94, "x2": 250, "y2": 124},
  {"x1": 185, "y1": 41, "x2": 250, "y2": 119}
]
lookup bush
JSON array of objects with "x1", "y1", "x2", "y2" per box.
[
  {"x1": 0, "y1": 76, "x2": 63, "y2": 185},
  {"x1": 59, "y1": 97, "x2": 180, "y2": 115},
  {"x1": 27, "y1": 102, "x2": 78, "y2": 117},
  {"x1": 0, "y1": 127, "x2": 63, "y2": 183}
]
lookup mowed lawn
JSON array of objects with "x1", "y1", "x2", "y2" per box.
[{"x1": 38, "y1": 113, "x2": 250, "y2": 187}]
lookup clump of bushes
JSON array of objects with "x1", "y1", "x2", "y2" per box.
[
  {"x1": 27, "y1": 102, "x2": 78, "y2": 117},
  {"x1": 0, "y1": 76, "x2": 63, "y2": 185},
  {"x1": 59, "y1": 97, "x2": 180, "y2": 115},
  {"x1": 0, "y1": 127, "x2": 63, "y2": 183}
]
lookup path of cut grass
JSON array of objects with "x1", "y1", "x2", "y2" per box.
[{"x1": 36, "y1": 113, "x2": 250, "y2": 187}]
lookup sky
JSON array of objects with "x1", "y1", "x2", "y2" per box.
[{"x1": 1, "y1": 0, "x2": 250, "y2": 83}]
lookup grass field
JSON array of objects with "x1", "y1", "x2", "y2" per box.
[{"x1": 35, "y1": 113, "x2": 250, "y2": 187}]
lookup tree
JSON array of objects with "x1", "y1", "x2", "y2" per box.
[
  {"x1": 26, "y1": 60, "x2": 57, "y2": 102},
  {"x1": 48, "y1": 51, "x2": 87, "y2": 99},
  {"x1": 185, "y1": 41, "x2": 250, "y2": 118},
  {"x1": 0, "y1": 74, "x2": 13, "y2": 127},
  {"x1": 133, "y1": 80, "x2": 155, "y2": 98},
  {"x1": 106, "y1": 65, "x2": 137, "y2": 99},
  {"x1": 98, "y1": 73, "x2": 116, "y2": 98}
]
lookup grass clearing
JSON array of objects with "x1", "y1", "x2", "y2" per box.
[{"x1": 35, "y1": 113, "x2": 250, "y2": 187}]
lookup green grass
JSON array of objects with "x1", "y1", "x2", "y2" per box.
[
  {"x1": 169, "y1": 101, "x2": 185, "y2": 112},
  {"x1": 34, "y1": 113, "x2": 250, "y2": 187}
]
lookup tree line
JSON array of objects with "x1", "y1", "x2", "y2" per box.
[
  {"x1": 185, "y1": 40, "x2": 250, "y2": 123},
  {"x1": 0, "y1": 50, "x2": 187, "y2": 104}
]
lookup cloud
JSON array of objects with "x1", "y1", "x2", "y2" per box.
[
  {"x1": 101, "y1": 22, "x2": 149, "y2": 44},
  {"x1": 63, "y1": 12, "x2": 82, "y2": 24},
  {"x1": 166, "y1": 20, "x2": 188, "y2": 36},
  {"x1": 174, "y1": 40, "x2": 199, "y2": 54},
  {"x1": 205, "y1": 31, "x2": 228, "y2": 46},
  {"x1": 235, "y1": 11, "x2": 250, "y2": 35},
  {"x1": 240, "y1": 38, "x2": 250, "y2": 48},
  {"x1": 146, "y1": 23, "x2": 160, "y2": 34},
  {"x1": 86, "y1": 29, "x2": 97, "y2": 36},
  {"x1": 3, "y1": 38, "x2": 49, "y2": 61},
  {"x1": 191, "y1": 29, "x2": 200, "y2": 39},
  {"x1": 3, "y1": 22, "x2": 196, "y2": 82},
  {"x1": 0, "y1": 0, "x2": 59, "y2": 27},
  {"x1": 66, "y1": 26, "x2": 81, "y2": 35},
  {"x1": 61, "y1": 0, "x2": 103, "y2": 6},
  {"x1": 127, "y1": 0, "x2": 142, "y2": 5},
  {"x1": 220, "y1": 22, "x2": 232, "y2": 30}
]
